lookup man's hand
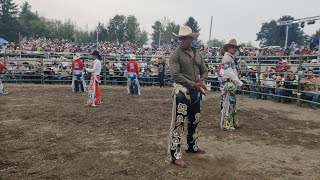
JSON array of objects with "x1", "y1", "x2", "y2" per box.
[
  {"x1": 194, "y1": 83, "x2": 206, "y2": 95},
  {"x1": 83, "y1": 67, "x2": 86, "y2": 71},
  {"x1": 199, "y1": 79, "x2": 208, "y2": 91}
]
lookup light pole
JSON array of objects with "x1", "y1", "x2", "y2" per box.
[
  {"x1": 159, "y1": 32, "x2": 163, "y2": 49},
  {"x1": 285, "y1": 25, "x2": 289, "y2": 49},
  {"x1": 96, "y1": 28, "x2": 99, "y2": 49},
  {"x1": 208, "y1": 16, "x2": 213, "y2": 48},
  {"x1": 277, "y1": 15, "x2": 320, "y2": 49}
]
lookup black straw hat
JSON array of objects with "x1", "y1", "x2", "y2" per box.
[{"x1": 91, "y1": 50, "x2": 102, "y2": 60}]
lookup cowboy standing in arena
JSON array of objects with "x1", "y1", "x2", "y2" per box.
[
  {"x1": 0, "y1": 61, "x2": 8, "y2": 95},
  {"x1": 84, "y1": 50, "x2": 102, "y2": 107},
  {"x1": 219, "y1": 39, "x2": 244, "y2": 131},
  {"x1": 71, "y1": 53, "x2": 87, "y2": 93},
  {"x1": 167, "y1": 25, "x2": 208, "y2": 168},
  {"x1": 126, "y1": 54, "x2": 141, "y2": 95}
]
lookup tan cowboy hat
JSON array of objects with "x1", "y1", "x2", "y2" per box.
[
  {"x1": 223, "y1": 39, "x2": 240, "y2": 51},
  {"x1": 73, "y1": 53, "x2": 81, "y2": 60},
  {"x1": 173, "y1": 25, "x2": 199, "y2": 40}
]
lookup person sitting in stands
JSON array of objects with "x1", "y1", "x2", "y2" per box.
[
  {"x1": 300, "y1": 69, "x2": 320, "y2": 110},
  {"x1": 260, "y1": 73, "x2": 275, "y2": 100},
  {"x1": 274, "y1": 72, "x2": 285, "y2": 102}
]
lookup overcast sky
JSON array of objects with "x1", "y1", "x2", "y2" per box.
[{"x1": 15, "y1": 0, "x2": 320, "y2": 45}]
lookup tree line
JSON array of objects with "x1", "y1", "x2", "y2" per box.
[{"x1": 0, "y1": 0, "x2": 201, "y2": 46}]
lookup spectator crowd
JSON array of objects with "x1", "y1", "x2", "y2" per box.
[{"x1": 1, "y1": 36, "x2": 319, "y2": 109}]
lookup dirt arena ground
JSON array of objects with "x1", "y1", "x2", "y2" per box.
[{"x1": 0, "y1": 84, "x2": 319, "y2": 180}]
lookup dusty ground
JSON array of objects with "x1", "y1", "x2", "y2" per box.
[{"x1": 0, "y1": 84, "x2": 319, "y2": 180}]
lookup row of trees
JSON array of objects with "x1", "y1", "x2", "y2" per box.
[
  {"x1": 0, "y1": 0, "x2": 201, "y2": 45},
  {"x1": 1, "y1": 1, "x2": 78, "y2": 41},
  {"x1": 0, "y1": 0, "x2": 149, "y2": 44},
  {"x1": 151, "y1": 17, "x2": 200, "y2": 45},
  {"x1": 208, "y1": 16, "x2": 319, "y2": 48}
]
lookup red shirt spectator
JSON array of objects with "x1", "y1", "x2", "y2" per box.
[
  {"x1": 72, "y1": 59, "x2": 84, "y2": 71},
  {"x1": 282, "y1": 60, "x2": 291, "y2": 71},
  {"x1": 0, "y1": 62, "x2": 4, "y2": 73},
  {"x1": 127, "y1": 60, "x2": 139, "y2": 75}
]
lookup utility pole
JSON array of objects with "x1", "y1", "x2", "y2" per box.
[
  {"x1": 208, "y1": 16, "x2": 213, "y2": 48},
  {"x1": 96, "y1": 28, "x2": 99, "y2": 49},
  {"x1": 159, "y1": 32, "x2": 162, "y2": 49},
  {"x1": 285, "y1": 25, "x2": 289, "y2": 49}
]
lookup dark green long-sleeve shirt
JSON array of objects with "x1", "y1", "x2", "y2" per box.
[{"x1": 169, "y1": 47, "x2": 208, "y2": 88}]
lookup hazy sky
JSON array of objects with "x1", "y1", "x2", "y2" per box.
[{"x1": 15, "y1": 0, "x2": 320, "y2": 45}]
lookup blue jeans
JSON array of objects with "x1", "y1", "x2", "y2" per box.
[
  {"x1": 250, "y1": 82, "x2": 256, "y2": 98},
  {"x1": 274, "y1": 89, "x2": 283, "y2": 101},
  {"x1": 305, "y1": 91, "x2": 320, "y2": 108}
]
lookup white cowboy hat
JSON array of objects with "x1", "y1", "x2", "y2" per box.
[
  {"x1": 73, "y1": 53, "x2": 81, "y2": 60},
  {"x1": 311, "y1": 59, "x2": 318, "y2": 63},
  {"x1": 172, "y1": 25, "x2": 199, "y2": 40},
  {"x1": 282, "y1": 60, "x2": 288, "y2": 63},
  {"x1": 129, "y1": 54, "x2": 136, "y2": 60}
]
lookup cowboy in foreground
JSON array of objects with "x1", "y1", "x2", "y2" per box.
[
  {"x1": 220, "y1": 39, "x2": 244, "y2": 131},
  {"x1": 0, "y1": 61, "x2": 8, "y2": 95},
  {"x1": 126, "y1": 54, "x2": 141, "y2": 95},
  {"x1": 71, "y1": 53, "x2": 87, "y2": 93},
  {"x1": 167, "y1": 25, "x2": 208, "y2": 168},
  {"x1": 84, "y1": 51, "x2": 102, "y2": 107}
]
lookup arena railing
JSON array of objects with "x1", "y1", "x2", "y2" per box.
[{"x1": 1, "y1": 52, "x2": 319, "y2": 108}]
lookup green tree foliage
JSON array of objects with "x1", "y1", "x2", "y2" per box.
[
  {"x1": 151, "y1": 18, "x2": 179, "y2": 45},
  {"x1": 207, "y1": 38, "x2": 225, "y2": 48},
  {"x1": 1, "y1": 1, "x2": 143, "y2": 44},
  {"x1": 256, "y1": 15, "x2": 307, "y2": 47},
  {"x1": 239, "y1": 41, "x2": 256, "y2": 48},
  {"x1": 184, "y1": 17, "x2": 201, "y2": 33},
  {"x1": 0, "y1": 0, "x2": 19, "y2": 41},
  {"x1": 19, "y1": 1, "x2": 40, "y2": 37},
  {"x1": 139, "y1": 30, "x2": 148, "y2": 45},
  {"x1": 107, "y1": 14, "x2": 126, "y2": 43},
  {"x1": 163, "y1": 21, "x2": 179, "y2": 44},
  {"x1": 125, "y1": 15, "x2": 140, "y2": 42},
  {"x1": 151, "y1": 20, "x2": 165, "y2": 45},
  {"x1": 91, "y1": 22, "x2": 108, "y2": 42},
  {"x1": 50, "y1": 20, "x2": 75, "y2": 39},
  {"x1": 75, "y1": 30, "x2": 92, "y2": 43}
]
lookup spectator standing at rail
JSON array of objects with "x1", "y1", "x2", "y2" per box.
[
  {"x1": 282, "y1": 60, "x2": 291, "y2": 71},
  {"x1": 0, "y1": 61, "x2": 8, "y2": 94},
  {"x1": 282, "y1": 71, "x2": 297, "y2": 103},
  {"x1": 167, "y1": 26, "x2": 208, "y2": 168},
  {"x1": 247, "y1": 68, "x2": 257, "y2": 98},
  {"x1": 126, "y1": 54, "x2": 140, "y2": 95},
  {"x1": 84, "y1": 51, "x2": 102, "y2": 107},
  {"x1": 300, "y1": 69, "x2": 320, "y2": 110},
  {"x1": 276, "y1": 59, "x2": 284, "y2": 72},
  {"x1": 220, "y1": 39, "x2": 244, "y2": 131},
  {"x1": 71, "y1": 53, "x2": 86, "y2": 93},
  {"x1": 274, "y1": 73, "x2": 285, "y2": 102},
  {"x1": 157, "y1": 58, "x2": 166, "y2": 88}
]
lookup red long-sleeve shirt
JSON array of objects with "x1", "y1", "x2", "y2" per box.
[
  {"x1": 127, "y1": 60, "x2": 139, "y2": 75},
  {"x1": 72, "y1": 59, "x2": 84, "y2": 71},
  {"x1": 0, "y1": 62, "x2": 4, "y2": 72}
]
